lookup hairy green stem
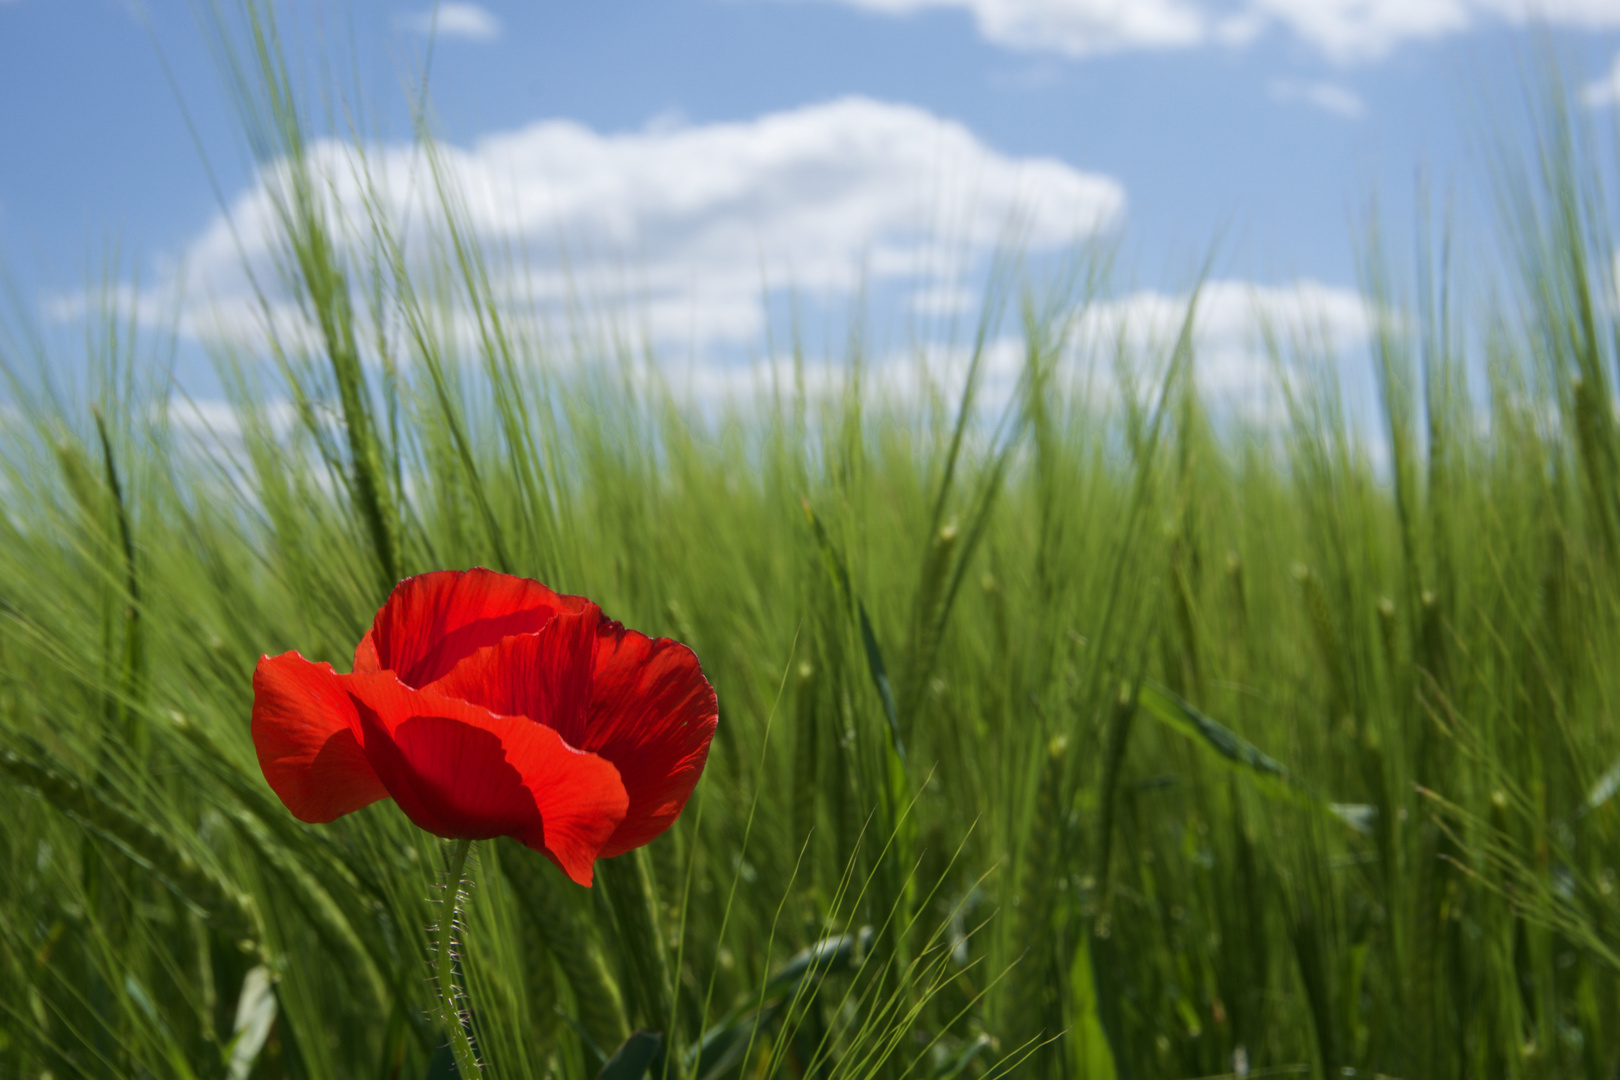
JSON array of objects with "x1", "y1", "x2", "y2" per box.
[{"x1": 437, "y1": 838, "x2": 480, "y2": 1076}]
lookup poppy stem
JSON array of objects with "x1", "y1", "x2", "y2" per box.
[{"x1": 436, "y1": 837, "x2": 481, "y2": 1076}]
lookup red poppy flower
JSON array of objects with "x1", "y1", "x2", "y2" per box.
[{"x1": 250, "y1": 569, "x2": 718, "y2": 885}]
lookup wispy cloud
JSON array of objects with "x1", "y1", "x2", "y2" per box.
[
  {"x1": 908, "y1": 284, "x2": 980, "y2": 316},
  {"x1": 396, "y1": 2, "x2": 501, "y2": 42},
  {"x1": 779, "y1": 0, "x2": 1620, "y2": 62},
  {"x1": 1269, "y1": 78, "x2": 1365, "y2": 118},
  {"x1": 1246, "y1": 0, "x2": 1469, "y2": 62},
  {"x1": 784, "y1": 0, "x2": 1224, "y2": 56},
  {"x1": 1585, "y1": 52, "x2": 1620, "y2": 106}
]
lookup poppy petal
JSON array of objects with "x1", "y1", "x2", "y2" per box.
[
  {"x1": 426, "y1": 604, "x2": 598, "y2": 727},
  {"x1": 345, "y1": 673, "x2": 627, "y2": 885},
  {"x1": 370, "y1": 568, "x2": 590, "y2": 688},
  {"x1": 586, "y1": 623, "x2": 718, "y2": 857},
  {"x1": 352, "y1": 631, "x2": 380, "y2": 674},
  {"x1": 251, "y1": 652, "x2": 388, "y2": 823},
  {"x1": 426, "y1": 610, "x2": 717, "y2": 858}
]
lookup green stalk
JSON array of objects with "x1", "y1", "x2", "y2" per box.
[
  {"x1": 437, "y1": 838, "x2": 481, "y2": 1077},
  {"x1": 599, "y1": 850, "x2": 680, "y2": 1066},
  {"x1": 498, "y1": 839, "x2": 629, "y2": 1054}
]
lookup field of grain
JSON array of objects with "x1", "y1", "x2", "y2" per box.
[{"x1": 3, "y1": 9, "x2": 1620, "y2": 1079}]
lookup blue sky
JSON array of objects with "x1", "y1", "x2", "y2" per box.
[{"x1": 5, "y1": 0, "x2": 1620, "y2": 403}]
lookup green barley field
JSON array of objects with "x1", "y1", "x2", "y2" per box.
[{"x1": 5, "y1": 7, "x2": 1620, "y2": 1079}]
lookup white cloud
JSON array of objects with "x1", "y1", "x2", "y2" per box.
[
  {"x1": 676, "y1": 337, "x2": 1030, "y2": 409},
  {"x1": 166, "y1": 398, "x2": 299, "y2": 440},
  {"x1": 1585, "y1": 52, "x2": 1620, "y2": 106},
  {"x1": 60, "y1": 97, "x2": 1370, "y2": 421},
  {"x1": 1075, "y1": 278, "x2": 1373, "y2": 414},
  {"x1": 44, "y1": 283, "x2": 173, "y2": 326},
  {"x1": 783, "y1": 0, "x2": 1620, "y2": 62},
  {"x1": 1245, "y1": 0, "x2": 1470, "y2": 62},
  {"x1": 664, "y1": 277, "x2": 1372, "y2": 420},
  {"x1": 796, "y1": 0, "x2": 1223, "y2": 55},
  {"x1": 95, "y1": 97, "x2": 1124, "y2": 355},
  {"x1": 396, "y1": 2, "x2": 501, "y2": 41},
  {"x1": 1269, "y1": 78, "x2": 1366, "y2": 118},
  {"x1": 909, "y1": 283, "x2": 981, "y2": 316}
]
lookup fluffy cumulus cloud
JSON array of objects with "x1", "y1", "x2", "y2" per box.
[
  {"x1": 784, "y1": 0, "x2": 1620, "y2": 61},
  {"x1": 396, "y1": 2, "x2": 501, "y2": 41},
  {"x1": 71, "y1": 95, "x2": 1367, "y2": 416},
  {"x1": 670, "y1": 277, "x2": 1372, "y2": 416},
  {"x1": 130, "y1": 96, "x2": 1125, "y2": 351},
  {"x1": 1075, "y1": 278, "x2": 1373, "y2": 408}
]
